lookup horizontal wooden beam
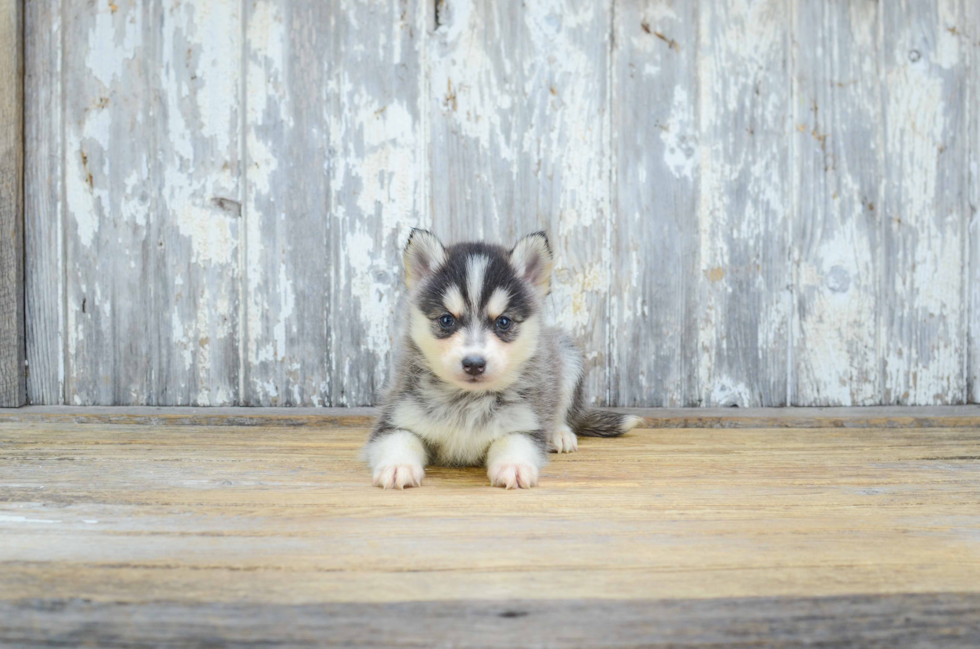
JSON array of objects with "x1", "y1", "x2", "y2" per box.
[
  {"x1": 0, "y1": 0, "x2": 24, "y2": 408},
  {"x1": 4, "y1": 593, "x2": 979, "y2": 648},
  {"x1": 2, "y1": 405, "x2": 980, "y2": 429}
]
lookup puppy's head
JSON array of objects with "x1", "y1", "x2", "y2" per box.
[{"x1": 403, "y1": 229, "x2": 553, "y2": 392}]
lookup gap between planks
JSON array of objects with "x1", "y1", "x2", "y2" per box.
[{"x1": 2, "y1": 405, "x2": 980, "y2": 429}]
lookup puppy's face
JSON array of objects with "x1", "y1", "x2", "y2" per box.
[{"x1": 403, "y1": 230, "x2": 553, "y2": 392}]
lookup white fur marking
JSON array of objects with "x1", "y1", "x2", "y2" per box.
[
  {"x1": 486, "y1": 287, "x2": 510, "y2": 319},
  {"x1": 466, "y1": 255, "x2": 489, "y2": 311},
  {"x1": 551, "y1": 424, "x2": 578, "y2": 453},
  {"x1": 393, "y1": 399, "x2": 539, "y2": 466},
  {"x1": 622, "y1": 416, "x2": 644, "y2": 432},
  {"x1": 487, "y1": 434, "x2": 543, "y2": 489},
  {"x1": 366, "y1": 430, "x2": 427, "y2": 490},
  {"x1": 444, "y1": 285, "x2": 465, "y2": 316}
]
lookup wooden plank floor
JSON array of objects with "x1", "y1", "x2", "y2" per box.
[{"x1": 1, "y1": 412, "x2": 979, "y2": 646}]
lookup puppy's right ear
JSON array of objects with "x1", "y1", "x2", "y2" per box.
[{"x1": 403, "y1": 228, "x2": 446, "y2": 289}]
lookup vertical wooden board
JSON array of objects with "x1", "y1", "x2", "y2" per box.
[
  {"x1": 242, "y1": 0, "x2": 294, "y2": 406},
  {"x1": 152, "y1": 0, "x2": 242, "y2": 405},
  {"x1": 325, "y1": 0, "x2": 427, "y2": 406},
  {"x1": 245, "y1": 0, "x2": 426, "y2": 406},
  {"x1": 880, "y1": 0, "x2": 968, "y2": 404},
  {"x1": 24, "y1": 0, "x2": 63, "y2": 405},
  {"x1": 609, "y1": 0, "x2": 699, "y2": 407},
  {"x1": 0, "y1": 0, "x2": 24, "y2": 407},
  {"x1": 64, "y1": 0, "x2": 241, "y2": 405},
  {"x1": 63, "y1": 0, "x2": 152, "y2": 404},
  {"x1": 697, "y1": 0, "x2": 792, "y2": 406},
  {"x1": 429, "y1": 0, "x2": 612, "y2": 405},
  {"x1": 971, "y1": 0, "x2": 980, "y2": 404},
  {"x1": 791, "y1": 1, "x2": 881, "y2": 406},
  {"x1": 969, "y1": 0, "x2": 979, "y2": 405}
]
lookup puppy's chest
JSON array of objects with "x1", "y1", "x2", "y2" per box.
[{"x1": 392, "y1": 393, "x2": 539, "y2": 465}]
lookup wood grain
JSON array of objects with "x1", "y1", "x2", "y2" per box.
[
  {"x1": 244, "y1": 0, "x2": 425, "y2": 407},
  {"x1": 24, "y1": 0, "x2": 63, "y2": 405},
  {"x1": 19, "y1": 0, "x2": 980, "y2": 407},
  {"x1": 323, "y1": 0, "x2": 426, "y2": 407},
  {"x1": 792, "y1": 0, "x2": 881, "y2": 406},
  {"x1": 969, "y1": 0, "x2": 979, "y2": 406},
  {"x1": 697, "y1": 0, "x2": 792, "y2": 407},
  {"x1": 152, "y1": 0, "x2": 244, "y2": 406},
  {"x1": 62, "y1": 0, "x2": 152, "y2": 405},
  {"x1": 62, "y1": 0, "x2": 242, "y2": 406},
  {"x1": 610, "y1": 0, "x2": 699, "y2": 407},
  {"x1": 429, "y1": 0, "x2": 612, "y2": 405},
  {"x1": 4, "y1": 594, "x2": 980, "y2": 647},
  {"x1": 880, "y1": 0, "x2": 969, "y2": 404},
  {"x1": 0, "y1": 0, "x2": 24, "y2": 408},
  {"x1": 0, "y1": 419, "x2": 978, "y2": 644}
]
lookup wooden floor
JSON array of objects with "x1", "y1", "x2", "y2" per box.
[{"x1": 1, "y1": 409, "x2": 979, "y2": 646}]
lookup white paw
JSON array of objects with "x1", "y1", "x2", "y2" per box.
[
  {"x1": 373, "y1": 463, "x2": 425, "y2": 490},
  {"x1": 550, "y1": 425, "x2": 578, "y2": 453},
  {"x1": 488, "y1": 463, "x2": 539, "y2": 489}
]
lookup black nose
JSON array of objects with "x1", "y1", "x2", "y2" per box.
[{"x1": 462, "y1": 356, "x2": 486, "y2": 376}]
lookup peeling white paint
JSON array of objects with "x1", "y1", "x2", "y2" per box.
[
  {"x1": 660, "y1": 86, "x2": 696, "y2": 180},
  {"x1": 85, "y1": 3, "x2": 140, "y2": 88},
  {"x1": 36, "y1": 0, "x2": 978, "y2": 408},
  {"x1": 882, "y1": 33, "x2": 963, "y2": 404}
]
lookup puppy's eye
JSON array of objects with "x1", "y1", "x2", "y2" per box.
[
  {"x1": 495, "y1": 316, "x2": 513, "y2": 331},
  {"x1": 438, "y1": 313, "x2": 456, "y2": 329}
]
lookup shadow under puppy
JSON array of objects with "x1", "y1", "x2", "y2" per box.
[{"x1": 365, "y1": 229, "x2": 640, "y2": 489}]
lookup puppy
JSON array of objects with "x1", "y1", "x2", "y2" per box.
[{"x1": 364, "y1": 229, "x2": 641, "y2": 489}]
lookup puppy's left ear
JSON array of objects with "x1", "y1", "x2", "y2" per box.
[{"x1": 509, "y1": 231, "x2": 554, "y2": 298}]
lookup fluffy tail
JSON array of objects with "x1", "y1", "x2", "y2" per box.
[{"x1": 570, "y1": 410, "x2": 644, "y2": 438}]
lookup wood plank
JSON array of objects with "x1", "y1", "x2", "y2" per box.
[
  {"x1": 24, "y1": 0, "x2": 63, "y2": 405},
  {"x1": 970, "y1": 0, "x2": 980, "y2": 405},
  {"x1": 4, "y1": 405, "x2": 980, "y2": 429},
  {"x1": 3, "y1": 593, "x2": 980, "y2": 647},
  {"x1": 697, "y1": 0, "x2": 792, "y2": 407},
  {"x1": 62, "y1": 0, "x2": 154, "y2": 405},
  {"x1": 63, "y1": 0, "x2": 243, "y2": 405},
  {"x1": 244, "y1": 0, "x2": 425, "y2": 407},
  {"x1": 0, "y1": 422, "x2": 978, "y2": 613},
  {"x1": 792, "y1": 0, "x2": 881, "y2": 406},
  {"x1": 325, "y1": 0, "x2": 426, "y2": 407},
  {"x1": 152, "y1": 0, "x2": 243, "y2": 405},
  {"x1": 429, "y1": 0, "x2": 612, "y2": 405},
  {"x1": 0, "y1": 0, "x2": 24, "y2": 408},
  {"x1": 880, "y1": 0, "x2": 969, "y2": 404},
  {"x1": 610, "y1": 1, "x2": 699, "y2": 407}
]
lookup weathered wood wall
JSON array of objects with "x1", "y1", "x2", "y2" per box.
[
  {"x1": 21, "y1": 0, "x2": 980, "y2": 407},
  {"x1": 0, "y1": 0, "x2": 24, "y2": 408}
]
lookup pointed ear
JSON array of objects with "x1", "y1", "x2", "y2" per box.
[
  {"x1": 403, "y1": 228, "x2": 447, "y2": 289},
  {"x1": 509, "y1": 231, "x2": 554, "y2": 298}
]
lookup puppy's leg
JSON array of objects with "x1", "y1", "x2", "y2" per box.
[
  {"x1": 486, "y1": 433, "x2": 545, "y2": 489},
  {"x1": 551, "y1": 337, "x2": 583, "y2": 453},
  {"x1": 551, "y1": 423, "x2": 578, "y2": 453},
  {"x1": 365, "y1": 429, "x2": 427, "y2": 490}
]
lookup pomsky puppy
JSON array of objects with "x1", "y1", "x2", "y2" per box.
[{"x1": 365, "y1": 229, "x2": 641, "y2": 489}]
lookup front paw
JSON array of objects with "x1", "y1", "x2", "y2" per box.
[
  {"x1": 373, "y1": 463, "x2": 425, "y2": 490},
  {"x1": 488, "y1": 462, "x2": 539, "y2": 489},
  {"x1": 550, "y1": 425, "x2": 578, "y2": 453}
]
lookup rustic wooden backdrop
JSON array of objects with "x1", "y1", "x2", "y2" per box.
[{"x1": 19, "y1": 0, "x2": 980, "y2": 407}]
